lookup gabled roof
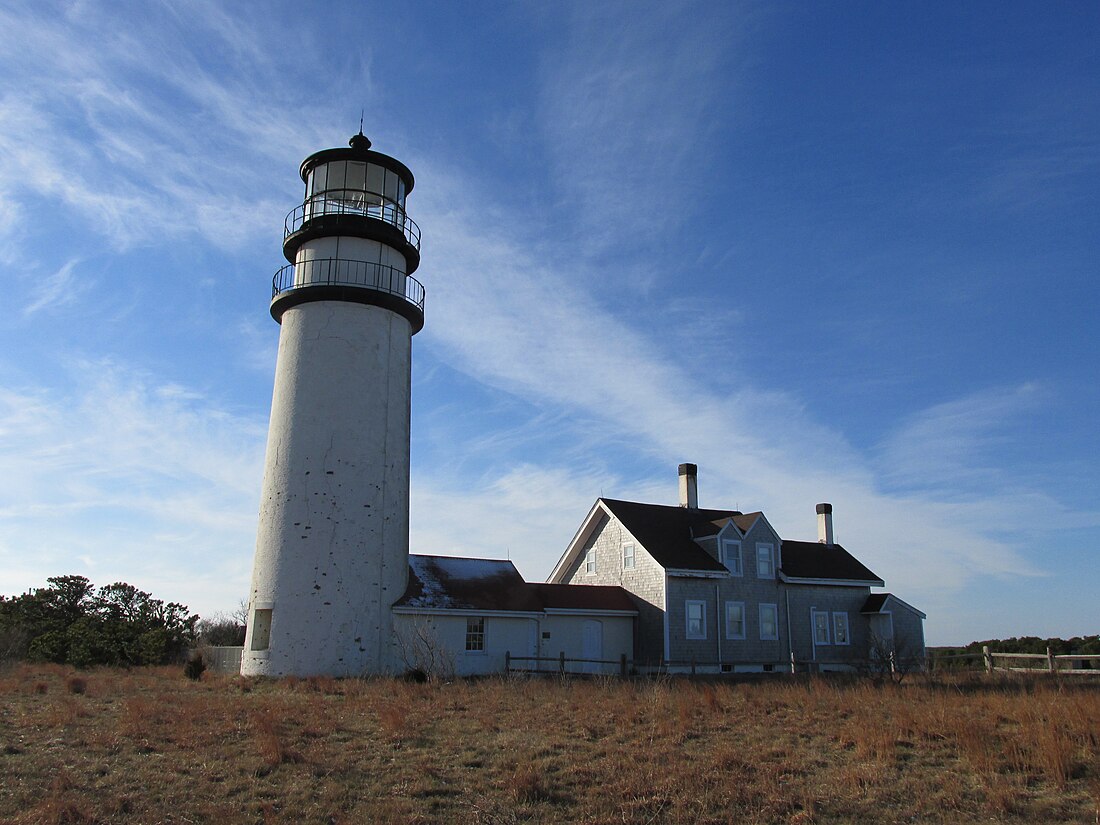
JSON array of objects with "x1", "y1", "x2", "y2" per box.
[
  {"x1": 599, "y1": 499, "x2": 736, "y2": 572},
  {"x1": 779, "y1": 540, "x2": 883, "y2": 585},
  {"x1": 396, "y1": 555, "x2": 637, "y2": 614}
]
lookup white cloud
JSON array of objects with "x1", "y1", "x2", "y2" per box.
[
  {"x1": 0, "y1": 362, "x2": 265, "y2": 615},
  {"x1": 407, "y1": 157, "x2": 1077, "y2": 605},
  {"x1": 23, "y1": 258, "x2": 85, "y2": 317}
]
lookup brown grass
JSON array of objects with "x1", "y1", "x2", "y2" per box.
[{"x1": 0, "y1": 665, "x2": 1097, "y2": 823}]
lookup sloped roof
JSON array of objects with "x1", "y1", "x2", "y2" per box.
[
  {"x1": 397, "y1": 556, "x2": 542, "y2": 611},
  {"x1": 396, "y1": 555, "x2": 636, "y2": 614},
  {"x1": 860, "y1": 592, "x2": 926, "y2": 618},
  {"x1": 600, "y1": 499, "x2": 735, "y2": 572},
  {"x1": 861, "y1": 593, "x2": 890, "y2": 613},
  {"x1": 779, "y1": 540, "x2": 883, "y2": 584},
  {"x1": 530, "y1": 583, "x2": 637, "y2": 612}
]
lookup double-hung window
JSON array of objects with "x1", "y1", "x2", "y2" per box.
[
  {"x1": 685, "y1": 600, "x2": 707, "y2": 640},
  {"x1": 725, "y1": 601, "x2": 746, "y2": 640},
  {"x1": 813, "y1": 610, "x2": 831, "y2": 645},
  {"x1": 585, "y1": 548, "x2": 597, "y2": 575},
  {"x1": 756, "y1": 543, "x2": 774, "y2": 578},
  {"x1": 759, "y1": 603, "x2": 779, "y2": 640},
  {"x1": 622, "y1": 543, "x2": 635, "y2": 570},
  {"x1": 833, "y1": 612, "x2": 850, "y2": 645},
  {"x1": 721, "y1": 540, "x2": 742, "y2": 575},
  {"x1": 465, "y1": 617, "x2": 485, "y2": 652}
]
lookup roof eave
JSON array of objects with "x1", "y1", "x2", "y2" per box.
[
  {"x1": 392, "y1": 606, "x2": 544, "y2": 618},
  {"x1": 543, "y1": 607, "x2": 638, "y2": 616},
  {"x1": 665, "y1": 568, "x2": 729, "y2": 579},
  {"x1": 779, "y1": 573, "x2": 884, "y2": 587}
]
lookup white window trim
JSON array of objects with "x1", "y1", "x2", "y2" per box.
[
  {"x1": 465, "y1": 616, "x2": 487, "y2": 654},
  {"x1": 725, "y1": 601, "x2": 746, "y2": 640},
  {"x1": 721, "y1": 539, "x2": 743, "y2": 576},
  {"x1": 832, "y1": 612, "x2": 850, "y2": 646},
  {"x1": 755, "y1": 543, "x2": 775, "y2": 579},
  {"x1": 759, "y1": 603, "x2": 779, "y2": 641},
  {"x1": 812, "y1": 610, "x2": 831, "y2": 646},
  {"x1": 685, "y1": 600, "x2": 707, "y2": 640},
  {"x1": 585, "y1": 548, "x2": 597, "y2": 576},
  {"x1": 622, "y1": 543, "x2": 635, "y2": 570}
]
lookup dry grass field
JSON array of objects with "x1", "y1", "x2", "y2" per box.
[{"x1": 0, "y1": 664, "x2": 1097, "y2": 824}]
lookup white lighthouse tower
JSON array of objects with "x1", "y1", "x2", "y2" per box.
[{"x1": 242, "y1": 132, "x2": 424, "y2": 676}]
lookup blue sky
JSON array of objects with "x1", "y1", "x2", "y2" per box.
[{"x1": 0, "y1": 1, "x2": 1097, "y2": 645}]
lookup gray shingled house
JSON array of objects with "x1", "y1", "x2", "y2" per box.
[{"x1": 547, "y1": 464, "x2": 926, "y2": 673}]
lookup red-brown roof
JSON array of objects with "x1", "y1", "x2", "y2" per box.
[
  {"x1": 530, "y1": 583, "x2": 637, "y2": 612},
  {"x1": 396, "y1": 555, "x2": 636, "y2": 614}
]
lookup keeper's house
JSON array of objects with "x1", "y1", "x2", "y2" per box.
[{"x1": 546, "y1": 464, "x2": 926, "y2": 673}]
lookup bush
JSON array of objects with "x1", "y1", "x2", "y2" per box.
[{"x1": 184, "y1": 653, "x2": 206, "y2": 681}]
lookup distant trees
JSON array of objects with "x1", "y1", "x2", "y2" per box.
[
  {"x1": 0, "y1": 575, "x2": 198, "y2": 667},
  {"x1": 194, "y1": 601, "x2": 247, "y2": 647}
]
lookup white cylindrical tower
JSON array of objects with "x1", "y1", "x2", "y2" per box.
[{"x1": 242, "y1": 132, "x2": 424, "y2": 676}]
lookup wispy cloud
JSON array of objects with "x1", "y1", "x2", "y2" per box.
[
  {"x1": 22, "y1": 258, "x2": 86, "y2": 316},
  {"x1": 0, "y1": 1, "x2": 326, "y2": 253},
  {"x1": 410, "y1": 142, "x2": 1086, "y2": 607},
  {"x1": 0, "y1": 362, "x2": 265, "y2": 613}
]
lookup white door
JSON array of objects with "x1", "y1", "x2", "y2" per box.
[
  {"x1": 582, "y1": 620, "x2": 603, "y2": 674},
  {"x1": 528, "y1": 620, "x2": 539, "y2": 671}
]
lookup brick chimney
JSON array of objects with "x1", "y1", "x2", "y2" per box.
[
  {"x1": 678, "y1": 463, "x2": 698, "y2": 509},
  {"x1": 816, "y1": 503, "x2": 834, "y2": 545}
]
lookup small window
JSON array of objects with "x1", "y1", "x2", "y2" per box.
[
  {"x1": 685, "y1": 600, "x2": 707, "y2": 640},
  {"x1": 721, "y1": 540, "x2": 742, "y2": 576},
  {"x1": 813, "y1": 610, "x2": 830, "y2": 645},
  {"x1": 465, "y1": 617, "x2": 485, "y2": 652},
  {"x1": 250, "y1": 609, "x2": 272, "y2": 651},
  {"x1": 759, "y1": 603, "x2": 779, "y2": 641},
  {"x1": 585, "y1": 548, "x2": 597, "y2": 575},
  {"x1": 622, "y1": 543, "x2": 635, "y2": 570},
  {"x1": 725, "y1": 601, "x2": 746, "y2": 640},
  {"x1": 833, "y1": 612, "x2": 850, "y2": 645},
  {"x1": 756, "y1": 543, "x2": 774, "y2": 578}
]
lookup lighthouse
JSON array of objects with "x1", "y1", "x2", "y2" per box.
[{"x1": 241, "y1": 132, "x2": 424, "y2": 676}]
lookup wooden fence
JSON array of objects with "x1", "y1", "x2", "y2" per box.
[
  {"x1": 928, "y1": 646, "x2": 1100, "y2": 675},
  {"x1": 504, "y1": 651, "x2": 631, "y2": 676}
]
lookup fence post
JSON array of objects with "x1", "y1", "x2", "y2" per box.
[
  {"x1": 983, "y1": 645, "x2": 992, "y2": 673},
  {"x1": 790, "y1": 651, "x2": 796, "y2": 674},
  {"x1": 620, "y1": 653, "x2": 627, "y2": 677},
  {"x1": 504, "y1": 651, "x2": 510, "y2": 676},
  {"x1": 690, "y1": 658, "x2": 696, "y2": 676},
  {"x1": 1047, "y1": 646, "x2": 1055, "y2": 673},
  {"x1": 559, "y1": 651, "x2": 566, "y2": 676}
]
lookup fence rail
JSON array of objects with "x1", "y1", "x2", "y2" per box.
[
  {"x1": 928, "y1": 646, "x2": 1100, "y2": 675},
  {"x1": 504, "y1": 651, "x2": 630, "y2": 676}
]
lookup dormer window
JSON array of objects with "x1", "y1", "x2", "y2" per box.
[{"x1": 721, "y1": 540, "x2": 742, "y2": 576}]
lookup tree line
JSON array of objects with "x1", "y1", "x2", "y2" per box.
[
  {"x1": 0, "y1": 574, "x2": 227, "y2": 667},
  {"x1": 931, "y1": 635, "x2": 1100, "y2": 662}
]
